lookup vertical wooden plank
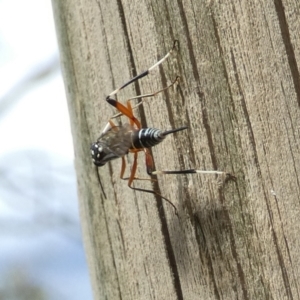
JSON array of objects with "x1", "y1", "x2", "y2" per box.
[{"x1": 52, "y1": 0, "x2": 300, "y2": 298}]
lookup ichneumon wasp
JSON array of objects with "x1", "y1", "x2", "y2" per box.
[{"x1": 91, "y1": 40, "x2": 234, "y2": 214}]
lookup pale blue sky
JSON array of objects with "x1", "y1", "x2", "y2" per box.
[{"x1": 0, "y1": 0, "x2": 92, "y2": 298}]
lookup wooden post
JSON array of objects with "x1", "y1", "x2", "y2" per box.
[{"x1": 52, "y1": 0, "x2": 300, "y2": 299}]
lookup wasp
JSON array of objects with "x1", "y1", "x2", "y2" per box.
[{"x1": 91, "y1": 41, "x2": 234, "y2": 214}]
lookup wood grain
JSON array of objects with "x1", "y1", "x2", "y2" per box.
[{"x1": 52, "y1": 0, "x2": 300, "y2": 299}]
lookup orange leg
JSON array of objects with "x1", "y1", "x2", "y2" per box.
[
  {"x1": 106, "y1": 98, "x2": 141, "y2": 129},
  {"x1": 110, "y1": 76, "x2": 180, "y2": 120},
  {"x1": 106, "y1": 41, "x2": 179, "y2": 129},
  {"x1": 120, "y1": 157, "x2": 127, "y2": 179},
  {"x1": 126, "y1": 150, "x2": 178, "y2": 215}
]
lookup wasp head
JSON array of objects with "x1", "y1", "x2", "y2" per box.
[{"x1": 90, "y1": 142, "x2": 120, "y2": 167}]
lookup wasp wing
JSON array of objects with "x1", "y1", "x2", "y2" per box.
[{"x1": 97, "y1": 123, "x2": 136, "y2": 157}]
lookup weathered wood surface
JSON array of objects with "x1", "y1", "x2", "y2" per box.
[{"x1": 52, "y1": 0, "x2": 300, "y2": 299}]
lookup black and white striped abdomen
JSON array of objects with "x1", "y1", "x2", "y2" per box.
[{"x1": 131, "y1": 128, "x2": 165, "y2": 149}]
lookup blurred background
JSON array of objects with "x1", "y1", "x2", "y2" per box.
[{"x1": 0, "y1": 0, "x2": 92, "y2": 299}]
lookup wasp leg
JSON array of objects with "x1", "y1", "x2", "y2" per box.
[
  {"x1": 144, "y1": 148, "x2": 235, "y2": 183},
  {"x1": 143, "y1": 144, "x2": 234, "y2": 179},
  {"x1": 120, "y1": 154, "x2": 157, "y2": 182},
  {"x1": 150, "y1": 169, "x2": 233, "y2": 177},
  {"x1": 149, "y1": 169, "x2": 237, "y2": 183},
  {"x1": 107, "y1": 40, "x2": 178, "y2": 100},
  {"x1": 98, "y1": 119, "x2": 120, "y2": 138},
  {"x1": 127, "y1": 151, "x2": 178, "y2": 215},
  {"x1": 111, "y1": 76, "x2": 180, "y2": 120},
  {"x1": 121, "y1": 177, "x2": 157, "y2": 182},
  {"x1": 120, "y1": 156, "x2": 127, "y2": 179},
  {"x1": 106, "y1": 98, "x2": 141, "y2": 128},
  {"x1": 106, "y1": 41, "x2": 179, "y2": 127}
]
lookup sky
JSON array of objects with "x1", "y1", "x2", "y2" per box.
[{"x1": 0, "y1": 0, "x2": 92, "y2": 299}]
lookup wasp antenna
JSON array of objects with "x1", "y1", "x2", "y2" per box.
[{"x1": 95, "y1": 166, "x2": 107, "y2": 199}]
